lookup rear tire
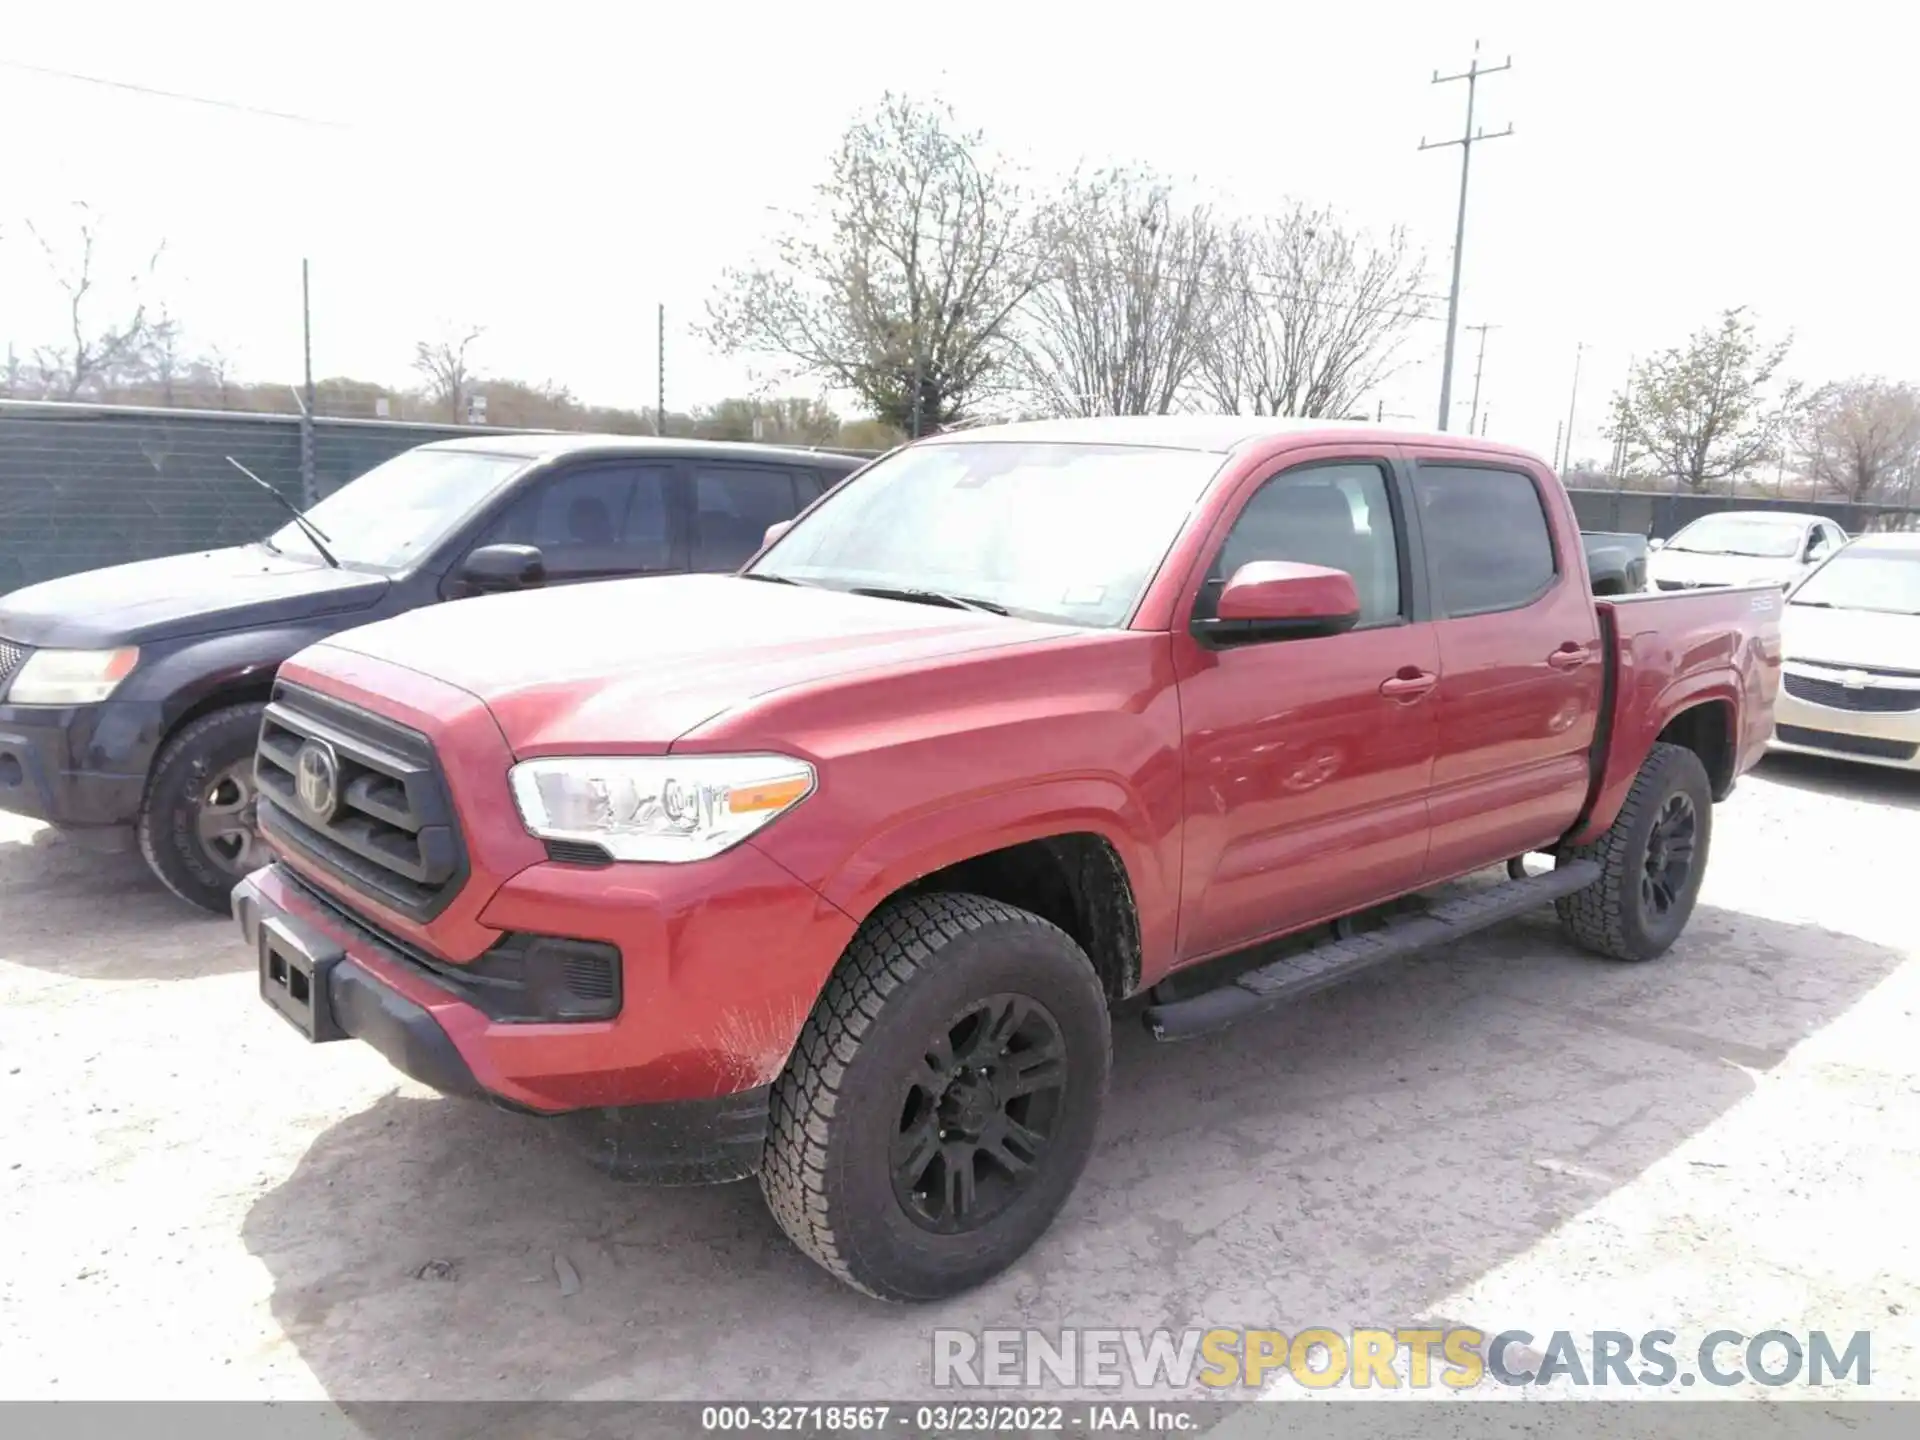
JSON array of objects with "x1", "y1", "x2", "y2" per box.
[
  {"x1": 1556, "y1": 741, "x2": 1712, "y2": 962},
  {"x1": 760, "y1": 892, "x2": 1111, "y2": 1302},
  {"x1": 138, "y1": 702, "x2": 269, "y2": 915}
]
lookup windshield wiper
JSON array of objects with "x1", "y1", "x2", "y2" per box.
[
  {"x1": 741, "y1": 572, "x2": 818, "y2": 588},
  {"x1": 849, "y1": 585, "x2": 1010, "y2": 615},
  {"x1": 226, "y1": 456, "x2": 339, "y2": 568},
  {"x1": 1789, "y1": 599, "x2": 1835, "y2": 608}
]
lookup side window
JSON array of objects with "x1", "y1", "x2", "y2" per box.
[
  {"x1": 1201, "y1": 462, "x2": 1403, "y2": 627},
  {"x1": 1413, "y1": 464, "x2": 1557, "y2": 618},
  {"x1": 482, "y1": 464, "x2": 673, "y2": 574},
  {"x1": 691, "y1": 464, "x2": 801, "y2": 571}
]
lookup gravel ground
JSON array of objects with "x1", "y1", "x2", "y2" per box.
[{"x1": 1, "y1": 750, "x2": 1915, "y2": 1411}]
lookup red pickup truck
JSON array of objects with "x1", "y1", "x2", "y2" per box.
[{"x1": 232, "y1": 417, "x2": 1781, "y2": 1302}]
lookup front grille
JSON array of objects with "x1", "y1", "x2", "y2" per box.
[
  {"x1": 1775, "y1": 724, "x2": 1918, "y2": 762},
  {"x1": 1784, "y1": 672, "x2": 1920, "y2": 714},
  {"x1": 0, "y1": 637, "x2": 31, "y2": 696},
  {"x1": 255, "y1": 681, "x2": 466, "y2": 921},
  {"x1": 279, "y1": 867, "x2": 621, "y2": 1022}
]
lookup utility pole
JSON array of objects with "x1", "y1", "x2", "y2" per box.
[
  {"x1": 1421, "y1": 41, "x2": 1512, "y2": 431},
  {"x1": 1465, "y1": 322, "x2": 1498, "y2": 435},
  {"x1": 1479, "y1": 407, "x2": 1490, "y2": 437},
  {"x1": 1609, "y1": 353, "x2": 1634, "y2": 486},
  {"x1": 656, "y1": 304, "x2": 666, "y2": 436},
  {"x1": 1562, "y1": 341, "x2": 1585, "y2": 474},
  {"x1": 1552, "y1": 420, "x2": 1564, "y2": 472},
  {"x1": 298, "y1": 259, "x2": 317, "y2": 507}
]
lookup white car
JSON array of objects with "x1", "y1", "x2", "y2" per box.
[
  {"x1": 1649, "y1": 511, "x2": 1847, "y2": 591},
  {"x1": 1770, "y1": 532, "x2": 1920, "y2": 772}
]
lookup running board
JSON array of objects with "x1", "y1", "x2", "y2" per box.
[{"x1": 1142, "y1": 860, "x2": 1601, "y2": 1042}]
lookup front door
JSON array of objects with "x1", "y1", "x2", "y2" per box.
[
  {"x1": 1407, "y1": 457, "x2": 1604, "y2": 879},
  {"x1": 1173, "y1": 452, "x2": 1441, "y2": 964}
]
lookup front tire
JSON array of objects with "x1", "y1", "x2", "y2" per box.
[
  {"x1": 1556, "y1": 741, "x2": 1713, "y2": 962},
  {"x1": 760, "y1": 892, "x2": 1111, "y2": 1302},
  {"x1": 137, "y1": 702, "x2": 269, "y2": 915}
]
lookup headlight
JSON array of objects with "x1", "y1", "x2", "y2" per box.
[
  {"x1": 5, "y1": 646, "x2": 140, "y2": 705},
  {"x1": 508, "y1": 753, "x2": 816, "y2": 862}
]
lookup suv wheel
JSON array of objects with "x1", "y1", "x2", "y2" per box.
[
  {"x1": 761, "y1": 892, "x2": 1111, "y2": 1301},
  {"x1": 1556, "y1": 741, "x2": 1713, "y2": 961},
  {"x1": 138, "y1": 702, "x2": 269, "y2": 915}
]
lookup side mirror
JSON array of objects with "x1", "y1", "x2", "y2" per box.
[
  {"x1": 1197, "y1": 561, "x2": 1361, "y2": 647},
  {"x1": 1648, "y1": 537, "x2": 1666, "y2": 551},
  {"x1": 762, "y1": 520, "x2": 793, "y2": 550},
  {"x1": 459, "y1": 543, "x2": 546, "y2": 592}
]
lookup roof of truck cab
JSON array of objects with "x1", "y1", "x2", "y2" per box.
[
  {"x1": 920, "y1": 414, "x2": 1542, "y2": 459},
  {"x1": 419, "y1": 432, "x2": 869, "y2": 467}
]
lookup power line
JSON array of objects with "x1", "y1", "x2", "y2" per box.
[
  {"x1": 1420, "y1": 41, "x2": 1513, "y2": 430},
  {"x1": 0, "y1": 58, "x2": 346, "y2": 128}
]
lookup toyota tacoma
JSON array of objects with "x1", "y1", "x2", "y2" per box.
[{"x1": 232, "y1": 417, "x2": 1781, "y2": 1301}]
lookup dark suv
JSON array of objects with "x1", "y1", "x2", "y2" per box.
[{"x1": 0, "y1": 433, "x2": 867, "y2": 911}]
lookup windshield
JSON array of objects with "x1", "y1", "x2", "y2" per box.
[
  {"x1": 1790, "y1": 547, "x2": 1920, "y2": 615},
  {"x1": 1666, "y1": 514, "x2": 1805, "y2": 558},
  {"x1": 268, "y1": 447, "x2": 531, "y2": 570},
  {"x1": 749, "y1": 441, "x2": 1225, "y2": 626}
]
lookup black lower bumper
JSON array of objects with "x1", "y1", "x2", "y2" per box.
[
  {"x1": 0, "y1": 701, "x2": 155, "y2": 829},
  {"x1": 233, "y1": 868, "x2": 772, "y2": 1186}
]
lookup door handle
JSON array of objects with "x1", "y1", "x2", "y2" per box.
[
  {"x1": 1547, "y1": 645, "x2": 1589, "y2": 671},
  {"x1": 1379, "y1": 670, "x2": 1437, "y2": 699}
]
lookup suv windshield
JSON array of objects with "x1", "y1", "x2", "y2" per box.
[
  {"x1": 1791, "y1": 547, "x2": 1920, "y2": 615},
  {"x1": 749, "y1": 441, "x2": 1224, "y2": 626},
  {"x1": 267, "y1": 447, "x2": 530, "y2": 570},
  {"x1": 1666, "y1": 514, "x2": 1805, "y2": 558}
]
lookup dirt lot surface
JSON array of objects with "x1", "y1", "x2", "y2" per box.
[{"x1": 2, "y1": 751, "x2": 1916, "y2": 1408}]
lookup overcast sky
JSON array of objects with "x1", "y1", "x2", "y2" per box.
[{"x1": 4, "y1": 0, "x2": 1914, "y2": 465}]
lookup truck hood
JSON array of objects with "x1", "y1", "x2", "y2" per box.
[
  {"x1": 1782, "y1": 602, "x2": 1920, "y2": 671},
  {"x1": 0, "y1": 545, "x2": 389, "y2": 648},
  {"x1": 313, "y1": 573, "x2": 1080, "y2": 755},
  {"x1": 1648, "y1": 547, "x2": 1801, "y2": 589}
]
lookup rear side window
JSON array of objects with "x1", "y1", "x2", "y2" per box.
[
  {"x1": 1413, "y1": 464, "x2": 1556, "y2": 617},
  {"x1": 691, "y1": 464, "x2": 802, "y2": 570}
]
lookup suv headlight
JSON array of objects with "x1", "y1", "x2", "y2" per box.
[
  {"x1": 6, "y1": 646, "x2": 140, "y2": 705},
  {"x1": 508, "y1": 754, "x2": 816, "y2": 862}
]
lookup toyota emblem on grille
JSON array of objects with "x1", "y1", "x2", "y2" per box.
[{"x1": 294, "y1": 740, "x2": 340, "y2": 821}]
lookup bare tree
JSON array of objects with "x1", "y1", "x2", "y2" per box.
[
  {"x1": 1609, "y1": 308, "x2": 1794, "y2": 492},
  {"x1": 706, "y1": 95, "x2": 1042, "y2": 434},
  {"x1": 1194, "y1": 205, "x2": 1427, "y2": 418},
  {"x1": 1015, "y1": 167, "x2": 1221, "y2": 416},
  {"x1": 412, "y1": 324, "x2": 485, "y2": 421},
  {"x1": 1793, "y1": 377, "x2": 1920, "y2": 503},
  {"x1": 24, "y1": 203, "x2": 165, "y2": 400}
]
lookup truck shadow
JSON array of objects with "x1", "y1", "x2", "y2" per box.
[
  {"x1": 241, "y1": 901, "x2": 1903, "y2": 1414},
  {"x1": 0, "y1": 823, "x2": 243, "y2": 982},
  {"x1": 1754, "y1": 750, "x2": 1920, "y2": 811}
]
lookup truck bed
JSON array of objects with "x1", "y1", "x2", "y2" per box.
[{"x1": 1572, "y1": 583, "x2": 1784, "y2": 844}]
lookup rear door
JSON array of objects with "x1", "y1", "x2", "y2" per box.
[
  {"x1": 472, "y1": 461, "x2": 683, "y2": 584},
  {"x1": 1172, "y1": 446, "x2": 1441, "y2": 962},
  {"x1": 1410, "y1": 457, "x2": 1604, "y2": 879}
]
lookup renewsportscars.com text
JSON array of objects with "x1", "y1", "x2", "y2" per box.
[{"x1": 933, "y1": 1327, "x2": 1873, "y2": 1390}]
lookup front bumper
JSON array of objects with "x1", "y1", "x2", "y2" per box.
[
  {"x1": 1769, "y1": 676, "x2": 1920, "y2": 772},
  {"x1": 0, "y1": 700, "x2": 156, "y2": 828},
  {"x1": 234, "y1": 865, "x2": 784, "y2": 1184}
]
